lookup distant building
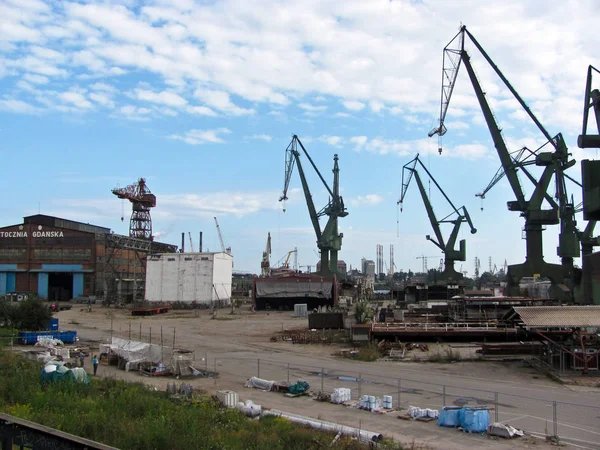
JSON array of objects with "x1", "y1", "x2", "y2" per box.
[{"x1": 364, "y1": 260, "x2": 375, "y2": 277}]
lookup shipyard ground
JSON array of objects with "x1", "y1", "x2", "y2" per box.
[{"x1": 51, "y1": 305, "x2": 600, "y2": 450}]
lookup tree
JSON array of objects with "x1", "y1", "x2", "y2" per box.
[
  {"x1": 354, "y1": 301, "x2": 373, "y2": 324},
  {"x1": 0, "y1": 297, "x2": 52, "y2": 331}
]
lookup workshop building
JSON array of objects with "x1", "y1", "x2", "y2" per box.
[{"x1": 0, "y1": 214, "x2": 177, "y2": 302}]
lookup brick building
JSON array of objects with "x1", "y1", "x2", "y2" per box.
[{"x1": 0, "y1": 214, "x2": 177, "y2": 303}]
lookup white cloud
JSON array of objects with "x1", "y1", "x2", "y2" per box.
[
  {"x1": 169, "y1": 128, "x2": 232, "y2": 145},
  {"x1": 133, "y1": 88, "x2": 187, "y2": 107},
  {"x1": 89, "y1": 92, "x2": 114, "y2": 109},
  {"x1": 248, "y1": 134, "x2": 272, "y2": 142},
  {"x1": 59, "y1": 91, "x2": 93, "y2": 109},
  {"x1": 187, "y1": 105, "x2": 218, "y2": 116},
  {"x1": 115, "y1": 104, "x2": 153, "y2": 121},
  {"x1": 342, "y1": 100, "x2": 365, "y2": 111},
  {"x1": 351, "y1": 194, "x2": 384, "y2": 206},
  {"x1": 349, "y1": 135, "x2": 367, "y2": 151},
  {"x1": 0, "y1": 98, "x2": 40, "y2": 114},
  {"x1": 193, "y1": 89, "x2": 254, "y2": 116},
  {"x1": 320, "y1": 135, "x2": 343, "y2": 147},
  {"x1": 298, "y1": 103, "x2": 327, "y2": 113},
  {"x1": 334, "y1": 112, "x2": 351, "y2": 118},
  {"x1": 22, "y1": 73, "x2": 48, "y2": 84}
]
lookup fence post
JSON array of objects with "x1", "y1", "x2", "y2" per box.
[
  {"x1": 495, "y1": 392, "x2": 499, "y2": 422},
  {"x1": 205, "y1": 351, "x2": 208, "y2": 371},
  {"x1": 258, "y1": 358, "x2": 260, "y2": 378},
  {"x1": 214, "y1": 358, "x2": 217, "y2": 385},
  {"x1": 287, "y1": 363, "x2": 290, "y2": 383},
  {"x1": 358, "y1": 373, "x2": 361, "y2": 399},
  {"x1": 553, "y1": 401, "x2": 558, "y2": 438},
  {"x1": 321, "y1": 368, "x2": 324, "y2": 392},
  {"x1": 397, "y1": 378, "x2": 401, "y2": 409},
  {"x1": 442, "y1": 385, "x2": 446, "y2": 407}
]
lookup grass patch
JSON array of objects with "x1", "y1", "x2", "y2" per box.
[
  {"x1": 334, "y1": 343, "x2": 382, "y2": 362},
  {"x1": 0, "y1": 349, "x2": 394, "y2": 449}
]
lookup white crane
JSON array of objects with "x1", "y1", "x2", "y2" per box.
[
  {"x1": 261, "y1": 232, "x2": 271, "y2": 277},
  {"x1": 213, "y1": 217, "x2": 231, "y2": 255},
  {"x1": 188, "y1": 232, "x2": 195, "y2": 253}
]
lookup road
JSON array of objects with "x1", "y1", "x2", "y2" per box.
[{"x1": 56, "y1": 306, "x2": 600, "y2": 449}]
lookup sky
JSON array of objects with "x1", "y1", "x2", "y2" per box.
[{"x1": 0, "y1": 0, "x2": 599, "y2": 276}]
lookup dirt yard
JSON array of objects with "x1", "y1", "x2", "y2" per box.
[{"x1": 34, "y1": 305, "x2": 590, "y2": 449}]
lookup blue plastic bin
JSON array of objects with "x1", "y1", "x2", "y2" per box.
[
  {"x1": 459, "y1": 407, "x2": 490, "y2": 433},
  {"x1": 437, "y1": 406, "x2": 463, "y2": 427}
]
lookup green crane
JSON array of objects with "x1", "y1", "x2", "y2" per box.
[
  {"x1": 279, "y1": 135, "x2": 348, "y2": 278},
  {"x1": 429, "y1": 25, "x2": 579, "y2": 299},
  {"x1": 398, "y1": 154, "x2": 477, "y2": 282}
]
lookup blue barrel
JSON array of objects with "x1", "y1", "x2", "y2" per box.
[
  {"x1": 437, "y1": 406, "x2": 462, "y2": 427},
  {"x1": 459, "y1": 407, "x2": 490, "y2": 433}
]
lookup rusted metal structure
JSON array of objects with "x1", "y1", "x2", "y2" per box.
[
  {"x1": 506, "y1": 306, "x2": 600, "y2": 373},
  {"x1": 0, "y1": 214, "x2": 176, "y2": 303},
  {"x1": 112, "y1": 178, "x2": 156, "y2": 240}
]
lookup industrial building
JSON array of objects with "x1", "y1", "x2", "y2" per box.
[
  {"x1": 145, "y1": 252, "x2": 233, "y2": 305},
  {"x1": 0, "y1": 214, "x2": 177, "y2": 302}
]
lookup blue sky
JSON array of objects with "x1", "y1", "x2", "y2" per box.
[{"x1": 1, "y1": 0, "x2": 599, "y2": 275}]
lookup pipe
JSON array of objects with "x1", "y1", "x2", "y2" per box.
[{"x1": 262, "y1": 409, "x2": 383, "y2": 444}]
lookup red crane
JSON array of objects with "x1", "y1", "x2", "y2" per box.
[{"x1": 111, "y1": 178, "x2": 156, "y2": 240}]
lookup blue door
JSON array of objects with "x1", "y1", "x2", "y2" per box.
[
  {"x1": 38, "y1": 273, "x2": 49, "y2": 299},
  {"x1": 6, "y1": 273, "x2": 16, "y2": 293},
  {"x1": 73, "y1": 273, "x2": 84, "y2": 298},
  {"x1": 0, "y1": 273, "x2": 6, "y2": 295}
]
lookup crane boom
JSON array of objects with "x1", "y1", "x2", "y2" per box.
[
  {"x1": 213, "y1": 217, "x2": 226, "y2": 253},
  {"x1": 188, "y1": 232, "x2": 194, "y2": 253},
  {"x1": 429, "y1": 25, "x2": 578, "y2": 298},
  {"x1": 279, "y1": 135, "x2": 347, "y2": 278},
  {"x1": 399, "y1": 154, "x2": 476, "y2": 280}
]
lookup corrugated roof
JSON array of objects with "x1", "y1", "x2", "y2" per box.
[{"x1": 513, "y1": 306, "x2": 600, "y2": 328}]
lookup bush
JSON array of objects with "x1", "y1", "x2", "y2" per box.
[{"x1": 0, "y1": 297, "x2": 52, "y2": 331}]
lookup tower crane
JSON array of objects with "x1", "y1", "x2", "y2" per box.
[
  {"x1": 261, "y1": 232, "x2": 271, "y2": 277},
  {"x1": 213, "y1": 217, "x2": 231, "y2": 255},
  {"x1": 399, "y1": 154, "x2": 477, "y2": 281},
  {"x1": 428, "y1": 25, "x2": 580, "y2": 299},
  {"x1": 279, "y1": 135, "x2": 348, "y2": 278},
  {"x1": 415, "y1": 255, "x2": 438, "y2": 273},
  {"x1": 111, "y1": 178, "x2": 156, "y2": 240}
]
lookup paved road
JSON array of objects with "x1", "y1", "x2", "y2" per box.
[{"x1": 65, "y1": 308, "x2": 600, "y2": 449}]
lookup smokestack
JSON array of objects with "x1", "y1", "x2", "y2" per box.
[
  {"x1": 199, "y1": 231, "x2": 203, "y2": 253},
  {"x1": 181, "y1": 232, "x2": 185, "y2": 253}
]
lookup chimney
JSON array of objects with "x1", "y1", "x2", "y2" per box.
[
  {"x1": 181, "y1": 232, "x2": 185, "y2": 253},
  {"x1": 199, "y1": 231, "x2": 203, "y2": 253}
]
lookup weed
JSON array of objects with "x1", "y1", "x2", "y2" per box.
[{"x1": 0, "y1": 349, "x2": 381, "y2": 449}]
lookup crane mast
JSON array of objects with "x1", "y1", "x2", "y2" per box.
[
  {"x1": 280, "y1": 135, "x2": 348, "y2": 278},
  {"x1": 429, "y1": 25, "x2": 580, "y2": 299},
  {"x1": 399, "y1": 154, "x2": 476, "y2": 281}
]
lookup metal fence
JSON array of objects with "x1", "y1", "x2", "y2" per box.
[{"x1": 212, "y1": 356, "x2": 600, "y2": 449}]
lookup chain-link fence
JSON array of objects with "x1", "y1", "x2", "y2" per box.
[
  {"x1": 93, "y1": 327, "x2": 600, "y2": 448},
  {"x1": 214, "y1": 356, "x2": 600, "y2": 448}
]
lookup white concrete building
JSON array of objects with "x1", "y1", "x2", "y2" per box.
[{"x1": 145, "y1": 252, "x2": 233, "y2": 304}]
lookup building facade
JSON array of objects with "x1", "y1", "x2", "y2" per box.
[
  {"x1": 0, "y1": 215, "x2": 177, "y2": 302},
  {"x1": 145, "y1": 252, "x2": 233, "y2": 304}
]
